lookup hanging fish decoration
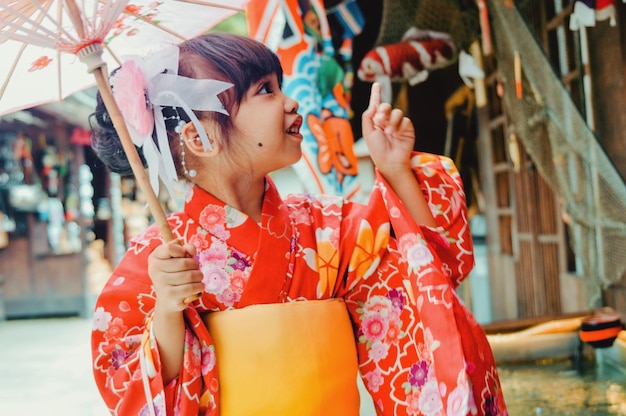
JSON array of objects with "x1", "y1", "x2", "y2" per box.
[{"x1": 357, "y1": 28, "x2": 456, "y2": 86}]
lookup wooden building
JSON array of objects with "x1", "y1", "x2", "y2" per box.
[
  {"x1": 0, "y1": 94, "x2": 98, "y2": 318},
  {"x1": 477, "y1": 0, "x2": 626, "y2": 320}
]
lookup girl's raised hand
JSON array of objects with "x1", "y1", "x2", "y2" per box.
[
  {"x1": 148, "y1": 241, "x2": 204, "y2": 314},
  {"x1": 361, "y1": 82, "x2": 416, "y2": 177}
]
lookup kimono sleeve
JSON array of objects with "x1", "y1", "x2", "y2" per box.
[
  {"x1": 91, "y1": 232, "x2": 168, "y2": 415},
  {"x1": 376, "y1": 152, "x2": 474, "y2": 287},
  {"x1": 91, "y1": 226, "x2": 215, "y2": 416},
  {"x1": 343, "y1": 153, "x2": 507, "y2": 415}
]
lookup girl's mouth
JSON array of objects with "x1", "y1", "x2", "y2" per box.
[{"x1": 287, "y1": 115, "x2": 302, "y2": 135}]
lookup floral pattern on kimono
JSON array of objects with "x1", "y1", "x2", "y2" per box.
[{"x1": 91, "y1": 152, "x2": 507, "y2": 415}]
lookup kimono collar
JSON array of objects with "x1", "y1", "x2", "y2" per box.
[{"x1": 183, "y1": 179, "x2": 290, "y2": 260}]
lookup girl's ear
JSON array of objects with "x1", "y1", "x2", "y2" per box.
[{"x1": 180, "y1": 121, "x2": 218, "y2": 155}]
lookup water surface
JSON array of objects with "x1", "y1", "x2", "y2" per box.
[{"x1": 499, "y1": 358, "x2": 626, "y2": 415}]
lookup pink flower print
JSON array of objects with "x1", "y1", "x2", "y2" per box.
[
  {"x1": 289, "y1": 207, "x2": 312, "y2": 225},
  {"x1": 368, "y1": 340, "x2": 390, "y2": 362},
  {"x1": 406, "y1": 242, "x2": 435, "y2": 271},
  {"x1": 111, "y1": 346, "x2": 129, "y2": 370},
  {"x1": 139, "y1": 394, "x2": 165, "y2": 416},
  {"x1": 387, "y1": 289, "x2": 405, "y2": 312},
  {"x1": 184, "y1": 328, "x2": 195, "y2": 346},
  {"x1": 363, "y1": 295, "x2": 393, "y2": 317},
  {"x1": 361, "y1": 313, "x2": 388, "y2": 343},
  {"x1": 136, "y1": 226, "x2": 162, "y2": 245},
  {"x1": 202, "y1": 345, "x2": 217, "y2": 375},
  {"x1": 409, "y1": 361, "x2": 429, "y2": 388},
  {"x1": 103, "y1": 317, "x2": 128, "y2": 342},
  {"x1": 417, "y1": 342, "x2": 434, "y2": 363},
  {"x1": 229, "y1": 250, "x2": 249, "y2": 271},
  {"x1": 197, "y1": 241, "x2": 228, "y2": 268},
  {"x1": 446, "y1": 384, "x2": 470, "y2": 415},
  {"x1": 187, "y1": 339, "x2": 202, "y2": 379},
  {"x1": 229, "y1": 270, "x2": 247, "y2": 294},
  {"x1": 398, "y1": 233, "x2": 419, "y2": 254},
  {"x1": 385, "y1": 320, "x2": 402, "y2": 344},
  {"x1": 406, "y1": 390, "x2": 422, "y2": 416},
  {"x1": 363, "y1": 368, "x2": 384, "y2": 393},
  {"x1": 211, "y1": 224, "x2": 230, "y2": 241},
  {"x1": 124, "y1": 334, "x2": 142, "y2": 350},
  {"x1": 201, "y1": 264, "x2": 229, "y2": 294},
  {"x1": 93, "y1": 307, "x2": 112, "y2": 332},
  {"x1": 189, "y1": 232, "x2": 210, "y2": 251},
  {"x1": 199, "y1": 205, "x2": 226, "y2": 230},
  {"x1": 418, "y1": 380, "x2": 444, "y2": 415},
  {"x1": 216, "y1": 287, "x2": 240, "y2": 307}
]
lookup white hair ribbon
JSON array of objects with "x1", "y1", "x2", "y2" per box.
[{"x1": 111, "y1": 45, "x2": 233, "y2": 197}]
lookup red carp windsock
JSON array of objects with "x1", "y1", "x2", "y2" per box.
[{"x1": 357, "y1": 28, "x2": 456, "y2": 86}]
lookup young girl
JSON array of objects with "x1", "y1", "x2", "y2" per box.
[{"x1": 91, "y1": 32, "x2": 507, "y2": 416}]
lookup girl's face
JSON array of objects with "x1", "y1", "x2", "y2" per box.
[{"x1": 228, "y1": 73, "x2": 303, "y2": 174}]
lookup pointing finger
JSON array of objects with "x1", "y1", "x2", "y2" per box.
[{"x1": 368, "y1": 82, "x2": 382, "y2": 111}]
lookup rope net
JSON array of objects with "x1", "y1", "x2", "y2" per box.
[
  {"x1": 487, "y1": 0, "x2": 626, "y2": 301},
  {"x1": 375, "y1": 0, "x2": 480, "y2": 50}
]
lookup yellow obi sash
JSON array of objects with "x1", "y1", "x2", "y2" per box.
[{"x1": 203, "y1": 298, "x2": 360, "y2": 415}]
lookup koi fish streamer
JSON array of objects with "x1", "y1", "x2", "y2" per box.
[{"x1": 357, "y1": 28, "x2": 456, "y2": 86}]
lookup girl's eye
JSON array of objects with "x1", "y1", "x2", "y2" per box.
[{"x1": 259, "y1": 82, "x2": 274, "y2": 95}]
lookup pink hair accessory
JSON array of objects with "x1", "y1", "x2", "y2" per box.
[{"x1": 112, "y1": 59, "x2": 154, "y2": 137}]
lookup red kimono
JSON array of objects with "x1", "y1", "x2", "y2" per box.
[{"x1": 91, "y1": 152, "x2": 507, "y2": 415}]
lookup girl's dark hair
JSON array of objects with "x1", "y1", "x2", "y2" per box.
[{"x1": 90, "y1": 32, "x2": 283, "y2": 176}]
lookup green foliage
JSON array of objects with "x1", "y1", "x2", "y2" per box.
[{"x1": 209, "y1": 12, "x2": 248, "y2": 36}]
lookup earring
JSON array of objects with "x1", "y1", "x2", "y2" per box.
[{"x1": 178, "y1": 122, "x2": 197, "y2": 178}]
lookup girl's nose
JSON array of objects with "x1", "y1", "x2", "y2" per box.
[{"x1": 285, "y1": 96, "x2": 299, "y2": 114}]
